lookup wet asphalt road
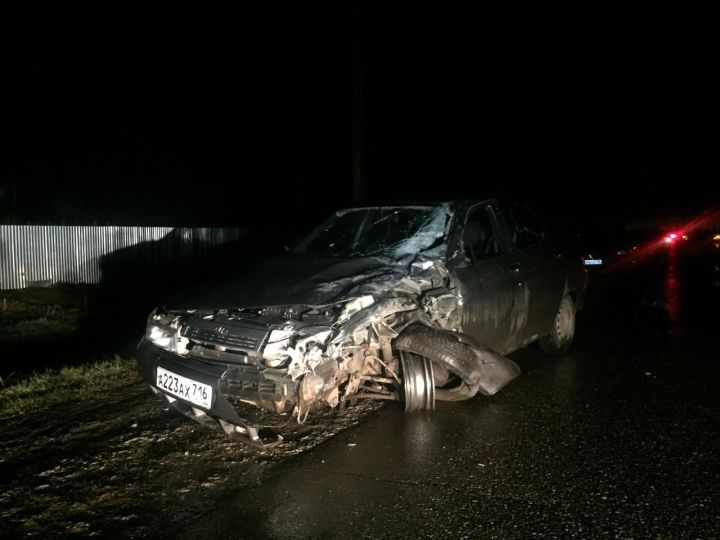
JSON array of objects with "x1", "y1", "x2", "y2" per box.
[{"x1": 185, "y1": 244, "x2": 720, "y2": 539}]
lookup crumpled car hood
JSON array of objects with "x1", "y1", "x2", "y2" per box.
[{"x1": 165, "y1": 255, "x2": 434, "y2": 310}]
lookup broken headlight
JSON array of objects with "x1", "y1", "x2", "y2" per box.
[{"x1": 263, "y1": 327, "x2": 297, "y2": 368}]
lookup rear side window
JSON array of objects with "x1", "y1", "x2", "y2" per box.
[{"x1": 508, "y1": 205, "x2": 547, "y2": 249}]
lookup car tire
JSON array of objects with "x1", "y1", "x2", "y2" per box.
[
  {"x1": 395, "y1": 325, "x2": 481, "y2": 402},
  {"x1": 538, "y1": 294, "x2": 576, "y2": 355}
]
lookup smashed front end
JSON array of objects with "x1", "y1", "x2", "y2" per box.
[{"x1": 135, "y1": 204, "x2": 520, "y2": 446}]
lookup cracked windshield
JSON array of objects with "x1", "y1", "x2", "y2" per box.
[{"x1": 296, "y1": 204, "x2": 450, "y2": 258}]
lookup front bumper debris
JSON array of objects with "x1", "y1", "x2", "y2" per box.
[{"x1": 135, "y1": 339, "x2": 289, "y2": 447}]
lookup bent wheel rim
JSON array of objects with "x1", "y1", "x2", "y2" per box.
[{"x1": 400, "y1": 351, "x2": 435, "y2": 411}]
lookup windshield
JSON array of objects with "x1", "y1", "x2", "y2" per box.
[{"x1": 295, "y1": 204, "x2": 451, "y2": 258}]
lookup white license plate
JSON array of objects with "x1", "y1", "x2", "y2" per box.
[
  {"x1": 156, "y1": 367, "x2": 213, "y2": 409},
  {"x1": 583, "y1": 259, "x2": 603, "y2": 266}
]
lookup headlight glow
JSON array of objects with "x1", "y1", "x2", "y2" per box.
[
  {"x1": 147, "y1": 324, "x2": 175, "y2": 351},
  {"x1": 144, "y1": 309, "x2": 190, "y2": 354}
]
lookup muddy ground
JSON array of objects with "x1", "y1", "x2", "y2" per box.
[{"x1": 0, "y1": 358, "x2": 382, "y2": 538}]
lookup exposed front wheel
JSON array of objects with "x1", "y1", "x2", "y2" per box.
[
  {"x1": 399, "y1": 351, "x2": 435, "y2": 411},
  {"x1": 539, "y1": 294, "x2": 576, "y2": 355}
]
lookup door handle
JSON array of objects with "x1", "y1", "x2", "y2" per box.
[{"x1": 509, "y1": 263, "x2": 521, "y2": 273}]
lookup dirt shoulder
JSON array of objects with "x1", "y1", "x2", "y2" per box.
[{"x1": 0, "y1": 358, "x2": 382, "y2": 538}]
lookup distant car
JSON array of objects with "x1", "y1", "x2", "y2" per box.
[
  {"x1": 570, "y1": 225, "x2": 643, "y2": 269},
  {"x1": 135, "y1": 199, "x2": 587, "y2": 446}
]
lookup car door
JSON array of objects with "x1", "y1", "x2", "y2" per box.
[
  {"x1": 505, "y1": 203, "x2": 566, "y2": 341},
  {"x1": 449, "y1": 202, "x2": 526, "y2": 354}
]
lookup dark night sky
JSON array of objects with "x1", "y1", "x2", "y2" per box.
[{"x1": 1, "y1": 2, "x2": 719, "y2": 227}]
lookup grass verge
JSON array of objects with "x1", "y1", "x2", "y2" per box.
[
  {"x1": 0, "y1": 316, "x2": 81, "y2": 341},
  {"x1": 0, "y1": 357, "x2": 138, "y2": 419}
]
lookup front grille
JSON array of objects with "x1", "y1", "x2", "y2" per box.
[{"x1": 183, "y1": 326, "x2": 259, "y2": 350}]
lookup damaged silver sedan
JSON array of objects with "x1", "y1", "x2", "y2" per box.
[{"x1": 136, "y1": 199, "x2": 586, "y2": 446}]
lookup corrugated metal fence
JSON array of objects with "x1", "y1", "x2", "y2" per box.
[{"x1": 0, "y1": 226, "x2": 243, "y2": 290}]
